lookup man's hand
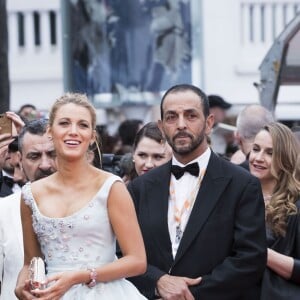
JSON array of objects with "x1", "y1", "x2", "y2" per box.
[
  {"x1": 5, "y1": 111, "x2": 25, "y2": 136},
  {"x1": 0, "y1": 134, "x2": 15, "y2": 170},
  {"x1": 0, "y1": 112, "x2": 25, "y2": 170},
  {"x1": 157, "y1": 274, "x2": 201, "y2": 300}
]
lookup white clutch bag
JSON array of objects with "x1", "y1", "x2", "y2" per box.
[{"x1": 29, "y1": 257, "x2": 47, "y2": 290}]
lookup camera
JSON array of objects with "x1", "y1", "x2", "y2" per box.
[{"x1": 102, "y1": 154, "x2": 123, "y2": 176}]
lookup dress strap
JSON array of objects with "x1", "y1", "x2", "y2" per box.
[{"x1": 22, "y1": 182, "x2": 35, "y2": 210}]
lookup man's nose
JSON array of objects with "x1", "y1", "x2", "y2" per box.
[
  {"x1": 39, "y1": 155, "x2": 53, "y2": 170},
  {"x1": 177, "y1": 115, "x2": 187, "y2": 129}
]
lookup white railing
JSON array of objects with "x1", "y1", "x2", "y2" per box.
[
  {"x1": 7, "y1": 0, "x2": 63, "y2": 111},
  {"x1": 240, "y1": 0, "x2": 300, "y2": 45},
  {"x1": 237, "y1": 0, "x2": 300, "y2": 74}
]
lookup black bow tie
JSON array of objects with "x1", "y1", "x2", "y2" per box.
[
  {"x1": 171, "y1": 162, "x2": 199, "y2": 180},
  {"x1": 3, "y1": 176, "x2": 14, "y2": 189}
]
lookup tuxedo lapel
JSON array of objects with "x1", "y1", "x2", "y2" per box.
[
  {"x1": 174, "y1": 153, "x2": 232, "y2": 263},
  {"x1": 146, "y1": 162, "x2": 173, "y2": 261}
]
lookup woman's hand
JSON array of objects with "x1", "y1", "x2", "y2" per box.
[
  {"x1": 15, "y1": 279, "x2": 35, "y2": 300},
  {"x1": 30, "y1": 271, "x2": 77, "y2": 300},
  {"x1": 267, "y1": 248, "x2": 294, "y2": 280}
]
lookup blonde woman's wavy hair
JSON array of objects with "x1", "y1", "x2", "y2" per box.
[{"x1": 263, "y1": 122, "x2": 300, "y2": 237}]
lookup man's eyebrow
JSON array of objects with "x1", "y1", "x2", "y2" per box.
[
  {"x1": 26, "y1": 151, "x2": 42, "y2": 157},
  {"x1": 183, "y1": 108, "x2": 198, "y2": 113}
]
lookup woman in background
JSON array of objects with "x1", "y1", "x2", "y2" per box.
[
  {"x1": 121, "y1": 122, "x2": 172, "y2": 184},
  {"x1": 249, "y1": 122, "x2": 300, "y2": 299}
]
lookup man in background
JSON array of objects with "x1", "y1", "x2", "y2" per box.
[
  {"x1": 0, "y1": 119, "x2": 56, "y2": 299},
  {"x1": 0, "y1": 112, "x2": 25, "y2": 197},
  {"x1": 0, "y1": 140, "x2": 24, "y2": 197},
  {"x1": 208, "y1": 94, "x2": 233, "y2": 156},
  {"x1": 231, "y1": 104, "x2": 274, "y2": 169}
]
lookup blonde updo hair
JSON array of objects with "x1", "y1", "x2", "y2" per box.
[{"x1": 48, "y1": 93, "x2": 97, "y2": 130}]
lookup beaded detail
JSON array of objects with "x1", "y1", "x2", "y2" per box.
[
  {"x1": 21, "y1": 178, "x2": 146, "y2": 299},
  {"x1": 22, "y1": 180, "x2": 117, "y2": 268}
]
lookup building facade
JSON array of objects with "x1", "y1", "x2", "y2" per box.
[{"x1": 6, "y1": 0, "x2": 300, "y2": 128}]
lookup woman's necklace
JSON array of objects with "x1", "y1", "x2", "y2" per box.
[{"x1": 263, "y1": 194, "x2": 273, "y2": 203}]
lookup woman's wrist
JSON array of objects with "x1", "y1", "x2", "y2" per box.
[{"x1": 85, "y1": 268, "x2": 97, "y2": 288}]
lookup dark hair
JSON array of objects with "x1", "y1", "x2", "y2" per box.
[
  {"x1": 18, "y1": 104, "x2": 36, "y2": 115},
  {"x1": 160, "y1": 84, "x2": 210, "y2": 120},
  {"x1": 133, "y1": 122, "x2": 166, "y2": 151},
  {"x1": 8, "y1": 137, "x2": 19, "y2": 152},
  {"x1": 18, "y1": 119, "x2": 48, "y2": 153},
  {"x1": 118, "y1": 119, "x2": 143, "y2": 146}
]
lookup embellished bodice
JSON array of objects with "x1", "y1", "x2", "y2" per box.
[{"x1": 22, "y1": 176, "x2": 122, "y2": 271}]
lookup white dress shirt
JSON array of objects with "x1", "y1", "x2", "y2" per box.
[
  {"x1": 0, "y1": 191, "x2": 23, "y2": 300},
  {"x1": 168, "y1": 147, "x2": 211, "y2": 258}
]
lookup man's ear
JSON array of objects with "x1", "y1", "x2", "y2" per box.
[
  {"x1": 205, "y1": 114, "x2": 214, "y2": 135},
  {"x1": 235, "y1": 131, "x2": 242, "y2": 146},
  {"x1": 157, "y1": 120, "x2": 163, "y2": 132}
]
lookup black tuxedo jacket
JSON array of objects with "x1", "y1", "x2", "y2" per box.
[
  {"x1": 0, "y1": 172, "x2": 13, "y2": 197},
  {"x1": 128, "y1": 152, "x2": 267, "y2": 300}
]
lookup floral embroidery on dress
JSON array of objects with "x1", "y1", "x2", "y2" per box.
[{"x1": 21, "y1": 177, "x2": 146, "y2": 299}]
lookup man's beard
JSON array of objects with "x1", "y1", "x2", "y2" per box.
[
  {"x1": 27, "y1": 169, "x2": 55, "y2": 182},
  {"x1": 166, "y1": 130, "x2": 206, "y2": 155}
]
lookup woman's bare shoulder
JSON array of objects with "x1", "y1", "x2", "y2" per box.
[
  {"x1": 93, "y1": 168, "x2": 118, "y2": 181},
  {"x1": 29, "y1": 174, "x2": 58, "y2": 200}
]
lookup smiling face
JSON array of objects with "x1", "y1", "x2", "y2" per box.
[
  {"x1": 133, "y1": 137, "x2": 172, "y2": 176},
  {"x1": 249, "y1": 130, "x2": 275, "y2": 183},
  {"x1": 158, "y1": 90, "x2": 213, "y2": 163},
  {"x1": 48, "y1": 103, "x2": 95, "y2": 161}
]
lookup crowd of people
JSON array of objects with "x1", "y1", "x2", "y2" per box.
[{"x1": 0, "y1": 85, "x2": 299, "y2": 300}]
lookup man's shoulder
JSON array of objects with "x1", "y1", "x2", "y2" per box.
[
  {"x1": 210, "y1": 152, "x2": 255, "y2": 181},
  {"x1": 129, "y1": 161, "x2": 170, "y2": 187},
  {"x1": 0, "y1": 191, "x2": 21, "y2": 209}
]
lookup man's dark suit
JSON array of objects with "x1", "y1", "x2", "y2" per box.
[
  {"x1": 0, "y1": 172, "x2": 14, "y2": 197},
  {"x1": 128, "y1": 152, "x2": 267, "y2": 299}
]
